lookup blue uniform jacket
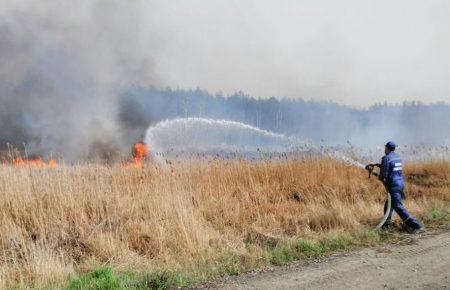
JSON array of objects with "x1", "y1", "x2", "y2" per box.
[{"x1": 379, "y1": 152, "x2": 404, "y2": 192}]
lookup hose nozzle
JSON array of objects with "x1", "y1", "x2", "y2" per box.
[{"x1": 365, "y1": 164, "x2": 374, "y2": 178}]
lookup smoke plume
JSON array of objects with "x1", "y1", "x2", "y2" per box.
[
  {"x1": 0, "y1": 1, "x2": 157, "y2": 160},
  {"x1": 1, "y1": 1, "x2": 449, "y2": 161}
]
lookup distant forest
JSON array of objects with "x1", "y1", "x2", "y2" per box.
[{"x1": 119, "y1": 87, "x2": 450, "y2": 146}]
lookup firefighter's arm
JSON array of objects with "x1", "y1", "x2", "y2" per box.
[
  {"x1": 368, "y1": 163, "x2": 381, "y2": 168},
  {"x1": 379, "y1": 156, "x2": 388, "y2": 183},
  {"x1": 365, "y1": 164, "x2": 380, "y2": 178}
]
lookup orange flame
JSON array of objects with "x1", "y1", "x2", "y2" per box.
[
  {"x1": 123, "y1": 142, "x2": 149, "y2": 168},
  {"x1": 13, "y1": 157, "x2": 58, "y2": 168},
  {"x1": 133, "y1": 142, "x2": 149, "y2": 165}
]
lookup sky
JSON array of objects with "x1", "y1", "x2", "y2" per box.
[
  {"x1": 147, "y1": 0, "x2": 450, "y2": 106},
  {"x1": 2, "y1": 0, "x2": 450, "y2": 108}
]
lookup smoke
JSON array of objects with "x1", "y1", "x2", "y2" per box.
[
  {"x1": 1, "y1": 1, "x2": 449, "y2": 160},
  {"x1": 0, "y1": 1, "x2": 157, "y2": 160}
]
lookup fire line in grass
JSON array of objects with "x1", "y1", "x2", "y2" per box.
[{"x1": 13, "y1": 157, "x2": 57, "y2": 168}]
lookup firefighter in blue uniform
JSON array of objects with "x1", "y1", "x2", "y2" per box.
[{"x1": 368, "y1": 141, "x2": 424, "y2": 233}]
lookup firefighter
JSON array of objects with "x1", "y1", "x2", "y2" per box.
[{"x1": 368, "y1": 141, "x2": 424, "y2": 233}]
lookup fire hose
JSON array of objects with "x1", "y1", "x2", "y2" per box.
[{"x1": 365, "y1": 165, "x2": 392, "y2": 229}]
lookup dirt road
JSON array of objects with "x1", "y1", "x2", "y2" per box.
[{"x1": 214, "y1": 231, "x2": 450, "y2": 290}]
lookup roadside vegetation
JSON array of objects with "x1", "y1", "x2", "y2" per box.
[{"x1": 0, "y1": 159, "x2": 449, "y2": 289}]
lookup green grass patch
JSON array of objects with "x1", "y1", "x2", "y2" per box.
[
  {"x1": 66, "y1": 267, "x2": 186, "y2": 290},
  {"x1": 421, "y1": 207, "x2": 450, "y2": 228},
  {"x1": 67, "y1": 268, "x2": 132, "y2": 290},
  {"x1": 193, "y1": 252, "x2": 248, "y2": 284},
  {"x1": 321, "y1": 233, "x2": 356, "y2": 251},
  {"x1": 271, "y1": 244, "x2": 295, "y2": 265},
  {"x1": 294, "y1": 239, "x2": 326, "y2": 258},
  {"x1": 428, "y1": 209, "x2": 446, "y2": 221},
  {"x1": 137, "y1": 270, "x2": 178, "y2": 290},
  {"x1": 270, "y1": 229, "x2": 391, "y2": 266}
]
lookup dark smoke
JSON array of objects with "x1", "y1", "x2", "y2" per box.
[{"x1": 0, "y1": 1, "x2": 156, "y2": 161}]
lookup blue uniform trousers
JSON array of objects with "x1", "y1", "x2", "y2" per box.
[{"x1": 384, "y1": 190, "x2": 422, "y2": 230}]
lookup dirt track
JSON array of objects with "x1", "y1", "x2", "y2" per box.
[{"x1": 214, "y1": 231, "x2": 450, "y2": 290}]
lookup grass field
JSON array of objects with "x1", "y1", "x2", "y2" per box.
[{"x1": 0, "y1": 158, "x2": 449, "y2": 288}]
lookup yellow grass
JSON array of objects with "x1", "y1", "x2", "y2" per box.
[{"x1": 0, "y1": 158, "x2": 449, "y2": 288}]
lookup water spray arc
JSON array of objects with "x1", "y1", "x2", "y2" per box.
[{"x1": 144, "y1": 117, "x2": 303, "y2": 155}]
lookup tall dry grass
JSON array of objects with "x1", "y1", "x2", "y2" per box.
[{"x1": 0, "y1": 158, "x2": 449, "y2": 288}]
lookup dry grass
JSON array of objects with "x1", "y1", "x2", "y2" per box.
[{"x1": 0, "y1": 158, "x2": 449, "y2": 288}]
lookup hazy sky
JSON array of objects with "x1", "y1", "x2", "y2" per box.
[
  {"x1": 2, "y1": 0, "x2": 450, "y2": 107},
  {"x1": 148, "y1": 0, "x2": 450, "y2": 106}
]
